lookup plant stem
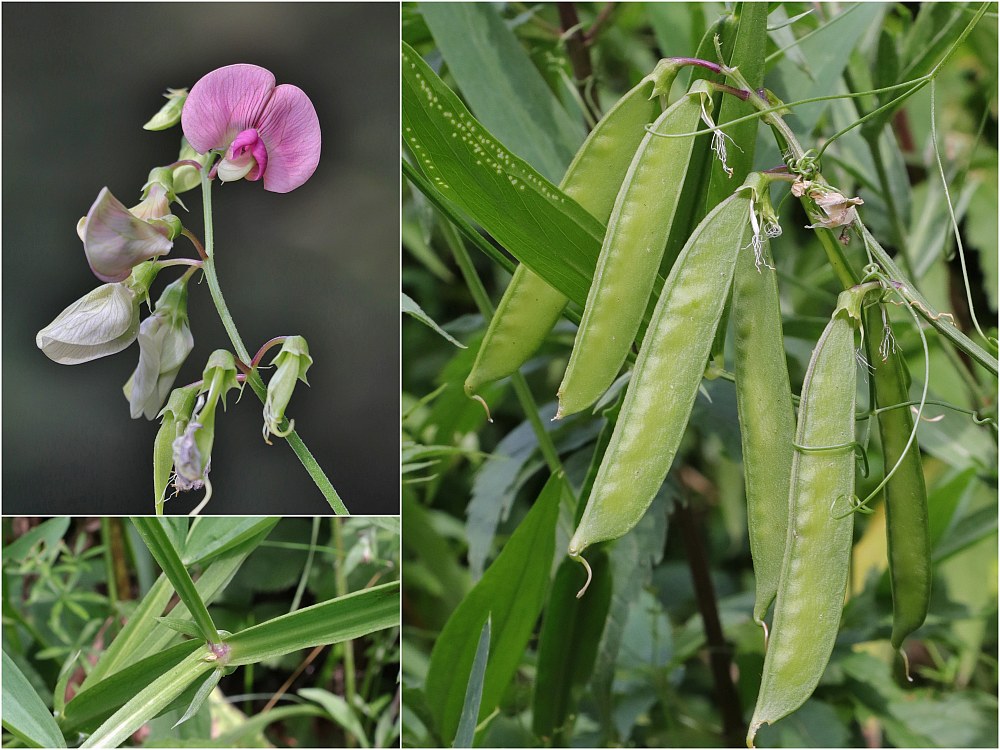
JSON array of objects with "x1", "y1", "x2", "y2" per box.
[
  {"x1": 198, "y1": 169, "x2": 349, "y2": 514},
  {"x1": 439, "y1": 221, "x2": 563, "y2": 475},
  {"x1": 675, "y1": 499, "x2": 744, "y2": 747}
]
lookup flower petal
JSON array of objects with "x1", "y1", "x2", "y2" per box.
[
  {"x1": 83, "y1": 188, "x2": 174, "y2": 283},
  {"x1": 36, "y1": 283, "x2": 139, "y2": 364},
  {"x1": 182, "y1": 64, "x2": 276, "y2": 154},
  {"x1": 255, "y1": 84, "x2": 321, "y2": 193}
]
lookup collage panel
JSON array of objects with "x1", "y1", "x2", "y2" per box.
[
  {"x1": 401, "y1": 2, "x2": 998, "y2": 749},
  {"x1": 4, "y1": 3, "x2": 398, "y2": 516},
  {"x1": 2, "y1": 516, "x2": 400, "y2": 748}
]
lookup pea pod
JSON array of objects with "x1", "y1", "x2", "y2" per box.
[
  {"x1": 868, "y1": 307, "x2": 930, "y2": 650},
  {"x1": 568, "y1": 173, "x2": 768, "y2": 558},
  {"x1": 465, "y1": 61, "x2": 681, "y2": 397},
  {"x1": 732, "y1": 197, "x2": 795, "y2": 627},
  {"x1": 556, "y1": 79, "x2": 713, "y2": 419},
  {"x1": 747, "y1": 287, "x2": 864, "y2": 746}
]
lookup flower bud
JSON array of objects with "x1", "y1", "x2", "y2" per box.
[
  {"x1": 123, "y1": 276, "x2": 195, "y2": 420},
  {"x1": 143, "y1": 87, "x2": 188, "y2": 131},
  {"x1": 79, "y1": 184, "x2": 180, "y2": 283},
  {"x1": 262, "y1": 336, "x2": 312, "y2": 443},
  {"x1": 172, "y1": 138, "x2": 214, "y2": 194}
]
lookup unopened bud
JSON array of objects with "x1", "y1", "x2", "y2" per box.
[
  {"x1": 263, "y1": 336, "x2": 312, "y2": 444},
  {"x1": 143, "y1": 88, "x2": 188, "y2": 131}
]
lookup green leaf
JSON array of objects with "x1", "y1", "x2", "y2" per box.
[
  {"x1": 171, "y1": 669, "x2": 221, "y2": 729},
  {"x1": 454, "y1": 618, "x2": 490, "y2": 748},
  {"x1": 420, "y1": 2, "x2": 583, "y2": 182},
  {"x1": 61, "y1": 641, "x2": 202, "y2": 735},
  {"x1": 225, "y1": 581, "x2": 400, "y2": 666},
  {"x1": 181, "y1": 516, "x2": 279, "y2": 566},
  {"x1": 402, "y1": 41, "x2": 604, "y2": 308},
  {"x1": 402, "y1": 292, "x2": 467, "y2": 348},
  {"x1": 2, "y1": 517, "x2": 70, "y2": 563},
  {"x1": 2, "y1": 649, "x2": 66, "y2": 748},
  {"x1": 131, "y1": 517, "x2": 220, "y2": 645},
  {"x1": 532, "y1": 550, "x2": 612, "y2": 743},
  {"x1": 299, "y1": 687, "x2": 370, "y2": 748},
  {"x1": 80, "y1": 650, "x2": 214, "y2": 749},
  {"x1": 425, "y1": 472, "x2": 564, "y2": 745},
  {"x1": 767, "y1": 4, "x2": 885, "y2": 142},
  {"x1": 155, "y1": 616, "x2": 205, "y2": 639},
  {"x1": 83, "y1": 525, "x2": 271, "y2": 689}
]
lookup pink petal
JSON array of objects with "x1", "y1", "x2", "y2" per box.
[
  {"x1": 84, "y1": 188, "x2": 173, "y2": 282},
  {"x1": 182, "y1": 64, "x2": 276, "y2": 154},
  {"x1": 255, "y1": 84, "x2": 321, "y2": 193}
]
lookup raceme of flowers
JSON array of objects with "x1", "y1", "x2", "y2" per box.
[{"x1": 36, "y1": 63, "x2": 321, "y2": 512}]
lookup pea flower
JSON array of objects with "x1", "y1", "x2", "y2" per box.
[
  {"x1": 172, "y1": 350, "x2": 240, "y2": 494},
  {"x1": 153, "y1": 384, "x2": 200, "y2": 511},
  {"x1": 123, "y1": 276, "x2": 195, "y2": 420},
  {"x1": 791, "y1": 179, "x2": 864, "y2": 229},
  {"x1": 181, "y1": 63, "x2": 321, "y2": 193},
  {"x1": 79, "y1": 168, "x2": 182, "y2": 283},
  {"x1": 36, "y1": 261, "x2": 160, "y2": 365},
  {"x1": 262, "y1": 336, "x2": 312, "y2": 443}
]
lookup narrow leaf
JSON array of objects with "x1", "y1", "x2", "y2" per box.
[
  {"x1": 60, "y1": 641, "x2": 202, "y2": 735},
  {"x1": 2, "y1": 650, "x2": 67, "y2": 748},
  {"x1": 225, "y1": 582, "x2": 400, "y2": 666},
  {"x1": 425, "y1": 473, "x2": 564, "y2": 744},
  {"x1": 181, "y1": 516, "x2": 279, "y2": 566},
  {"x1": 420, "y1": 2, "x2": 582, "y2": 181},
  {"x1": 83, "y1": 524, "x2": 270, "y2": 689},
  {"x1": 402, "y1": 292, "x2": 467, "y2": 348},
  {"x1": 171, "y1": 669, "x2": 222, "y2": 729},
  {"x1": 402, "y1": 41, "x2": 604, "y2": 307},
  {"x1": 532, "y1": 550, "x2": 612, "y2": 742},
  {"x1": 130, "y1": 517, "x2": 220, "y2": 645},
  {"x1": 454, "y1": 618, "x2": 491, "y2": 748},
  {"x1": 155, "y1": 616, "x2": 205, "y2": 639},
  {"x1": 79, "y1": 651, "x2": 213, "y2": 749}
]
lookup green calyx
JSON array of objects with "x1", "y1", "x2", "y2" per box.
[
  {"x1": 644, "y1": 59, "x2": 684, "y2": 99},
  {"x1": 263, "y1": 336, "x2": 313, "y2": 443},
  {"x1": 127, "y1": 261, "x2": 163, "y2": 302}
]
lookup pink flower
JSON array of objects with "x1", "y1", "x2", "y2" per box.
[{"x1": 181, "y1": 64, "x2": 321, "y2": 193}]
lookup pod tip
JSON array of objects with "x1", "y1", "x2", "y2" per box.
[{"x1": 570, "y1": 553, "x2": 593, "y2": 599}]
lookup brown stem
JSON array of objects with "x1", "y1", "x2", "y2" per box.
[
  {"x1": 675, "y1": 498, "x2": 744, "y2": 747},
  {"x1": 558, "y1": 3, "x2": 600, "y2": 125},
  {"x1": 584, "y1": 2, "x2": 616, "y2": 44}
]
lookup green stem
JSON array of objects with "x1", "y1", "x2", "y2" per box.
[
  {"x1": 440, "y1": 221, "x2": 563, "y2": 475},
  {"x1": 198, "y1": 168, "x2": 349, "y2": 514}
]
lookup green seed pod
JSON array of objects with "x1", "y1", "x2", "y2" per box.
[
  {"x1": 464, "y1": 60, "x2": 682, "y2": 398},
  {"x1": 263, "y1": 336, "x2": 313, "y2": 443},
  {"x1": 868, "y1": 307, "x2": 930, "y2": 650},
  {"x1": 557, "y1": 79, "x2": 712, "y2": 419},
  {"x1": 568, "y1": 172, "x2": 768, "y2": 559},
  {"x1": 747, "y1": 287, "x2": 864, "y2": 746},
  {"x1": 732, "y1": 190, "x2": 795, "y2": 627}
]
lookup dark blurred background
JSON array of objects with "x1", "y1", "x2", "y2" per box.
[{"x1": 3, "y1": 3, "x2": 398, "y2": 515}]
